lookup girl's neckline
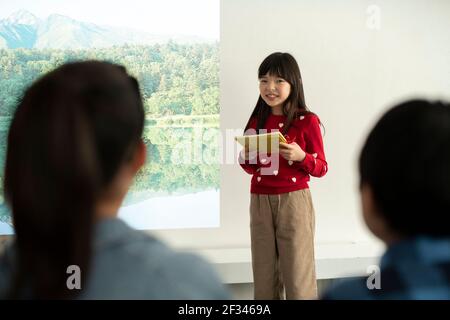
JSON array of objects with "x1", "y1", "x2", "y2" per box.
[{"x1": 270, "y1": 113, "x2": 285, "y2": 117}]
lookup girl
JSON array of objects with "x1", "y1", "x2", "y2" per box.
[{"x1": 239, "y1": 52, "x2": 327, "y2": 299}]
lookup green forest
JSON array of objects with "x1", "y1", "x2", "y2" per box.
[{"x1": 0, "y1": 42, "x2": 220, "y2": 225}]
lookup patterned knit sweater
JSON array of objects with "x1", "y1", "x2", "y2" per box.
[{"x1": 239, "y1": 113, "x2": 327, "y2": 194}]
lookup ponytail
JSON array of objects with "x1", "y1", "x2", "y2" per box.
[{"x1": 4, "y1": 61, "x2": 144, "y2": 299}]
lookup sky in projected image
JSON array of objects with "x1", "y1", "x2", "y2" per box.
[
  {"x1": 0, "y1": 0, "x2": 219, "y2": 40},
  {"x1": 0, "y1": 0, "x2": 220, "y2": 234}
]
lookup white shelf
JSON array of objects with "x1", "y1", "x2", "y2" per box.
[{"x1": 191, "y1": 241, "x2": 385, "y2": 284}]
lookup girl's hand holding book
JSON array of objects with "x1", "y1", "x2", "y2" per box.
[{"x1": 279, "y1": 142, "x2": 306, "y2": 162}]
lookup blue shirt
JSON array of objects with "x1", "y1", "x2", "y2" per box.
[
  {"x1": 0, "y1": 218, "x2": 231, "y2": 299},
  {"x1": 322, "y1": 237, "x2": 450, "y2": 300}
]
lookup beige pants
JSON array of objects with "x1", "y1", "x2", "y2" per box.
[{"x1": 250, "y1": 189, "x2": 317, "y2": 300}]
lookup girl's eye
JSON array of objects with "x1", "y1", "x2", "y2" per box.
[
  {"x1": 260, "y1": 79, "x2": 267, "y2": 83},
  {"x1": 276, "y1": 79, "x2": 284, "y2": 83}
]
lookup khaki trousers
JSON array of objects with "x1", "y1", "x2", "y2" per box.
[{"x1": 250, "y1": 189, "x2": 317, "y2": 300}]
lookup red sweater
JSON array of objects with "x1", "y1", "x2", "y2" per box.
[{"x1": 239, "y1": 113, "x2": 327, "y2": 194}]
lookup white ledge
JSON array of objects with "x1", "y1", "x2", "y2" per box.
[{"x1": 192, "y1": 241, "x2": 385, "y2": 284}]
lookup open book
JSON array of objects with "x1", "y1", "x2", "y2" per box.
[{"x1": 235, "y1": 131, "x2": 287, "y2": 153}]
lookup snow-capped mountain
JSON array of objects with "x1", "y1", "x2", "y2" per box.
[{"x1": 0, "y1": 10, "x2": 207, "y2": 50}]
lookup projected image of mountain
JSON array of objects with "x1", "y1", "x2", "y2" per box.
[
  {"x1": 0, "y1": 10, "x2": 209, "y2": 49},
  {"x1": 0, "y1": 0, "x2": 220, "y2": 233}
]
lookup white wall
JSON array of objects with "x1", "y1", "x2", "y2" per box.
[{"x1": 150, "y1": 0, "x2": 450, "y2": 250}]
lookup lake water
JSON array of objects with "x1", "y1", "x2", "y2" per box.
[
  {"x1": 0, "y1": 190, "x2": 220, "y2": 235},
  {"x1": 0, "y1": 221, "x2": 13, "y2": 235},
  {"x1": 119, "y1": 189, "x2": 220, "y2": 229}
]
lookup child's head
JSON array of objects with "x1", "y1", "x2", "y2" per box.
[
  {"x1": 3, "y1": 60, "x2": 145, "y2": 298},
  {"x1": 246, "y1": 52, "x2": 309, "y2": 133},
  {"x1": 359, "y1": 99, "x2": 450, "y2": 243},
  {"x1": 258, "y1": 52, "x2": 305, "y2": 112}
]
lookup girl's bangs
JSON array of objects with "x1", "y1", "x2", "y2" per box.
[{"x1": 258, "y1": 57, "x2": 288, "y2": 79}]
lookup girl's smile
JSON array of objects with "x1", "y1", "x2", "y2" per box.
[{"x1": 265, "y1": 93, "x2": 279, "y2": 100}]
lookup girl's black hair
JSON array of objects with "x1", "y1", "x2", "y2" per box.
[
  {"x1": 359, "y1": 99, "x2": 450, "y2": 237},
  {"x1": 3, "y1": 61, "x2": 145, "y2": 299},
  {"x1": 244, "y1": 52, "x2": 312, "y2": 134}
]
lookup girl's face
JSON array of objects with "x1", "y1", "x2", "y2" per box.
[{"x1": 259, "y1": 73, "x2": 291, "y2": 114}]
